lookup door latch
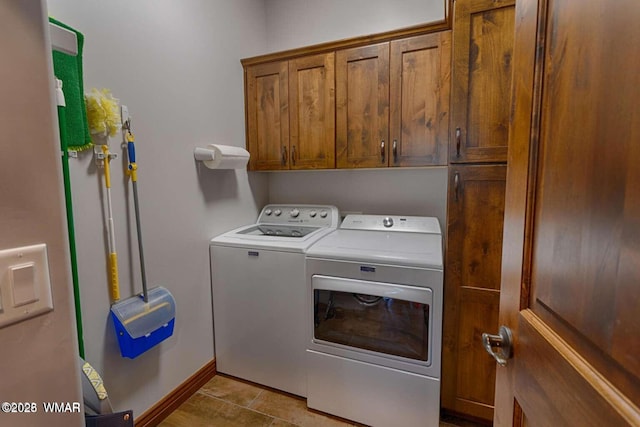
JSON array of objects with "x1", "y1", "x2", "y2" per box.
[{"x1": 482, "y1": 325, "x2": 513, "y2": 366}]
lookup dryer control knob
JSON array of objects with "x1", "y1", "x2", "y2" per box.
[
  {"x1": 290, "y1": 209, "x2": 300, "y2": 218},
  {"x1": 265, "y1": 209, "x2": 273, "y2": 216},
  {"x1": 274, "y1": 209, "x2": 282, "y2": 216},
  {"x1": 383, "y1": 217, "x2": 394, "y2": 228},
  {"x1": 309, "y1": 210, "x2": 317, "y2": 218},
  {"x1": 320, "y1": 210, "x2": 328, "y2": 218}
]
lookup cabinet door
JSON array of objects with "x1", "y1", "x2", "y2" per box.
[
  {"x1": 289, "y1": 53, "x2": 336, "y2": 169},
  {"x1": 390, "y1": 31, "x2": 451, "y2": 167},
  {"x1": 450, "y1": 0, "x2": 515, "y2": 163},
  {"x1": 246, "y1": 61, "x2": 289, "y2": 171},
  {"x1": 442, "y1": 164, "x2": 506, "y2": 422},
  {"x1": 336, "y1": 43, "x2": 389, "y2": 168}
]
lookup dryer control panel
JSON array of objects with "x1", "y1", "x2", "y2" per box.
[
  {"x1": 340, "y1": 215, "x2": 441, "y2": 234},
  {"x1": 258, "y1": 205, "x2": 339, "y2": 228}
]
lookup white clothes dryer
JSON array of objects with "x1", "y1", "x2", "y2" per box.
[
  {"x1": 305, "y1": 214, "x2": 443, "y2": 427},
  {"x1": 210, "y1": 205, "x2": 339, "y2": 397}
]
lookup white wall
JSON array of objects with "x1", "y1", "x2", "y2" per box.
[
  {"x1": 0, "y1": 1, "x2": 82, "y2": 426},
  {"x1": 269, "y1": 168, "x2": 448, "y2": 225},
  {"x1": 46, "y1": 0, "x2": 268, "y2": 418},
  {"x1": 265, "y1": 0, "x2": 446, "y2": 52}
]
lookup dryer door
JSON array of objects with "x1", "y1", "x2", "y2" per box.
[{"x1": 311, "y1": 275, "x2": 433, "y2": 365}]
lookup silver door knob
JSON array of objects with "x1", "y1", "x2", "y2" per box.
[{"x1": 482, "y1": 325, "x2": 513, "y2": 367}]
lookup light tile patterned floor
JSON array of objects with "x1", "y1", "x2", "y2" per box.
[{"x1": 160, "y1": 374, "x2": 484, "y2": 427}]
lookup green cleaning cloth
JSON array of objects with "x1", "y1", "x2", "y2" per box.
[{"x1": 50, "y1": 17, "x2": 92, "y2": 151}]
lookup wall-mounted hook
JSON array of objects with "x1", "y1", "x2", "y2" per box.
[{"x1": 93, "y1": 145, "x2": 118, "y2": 167}]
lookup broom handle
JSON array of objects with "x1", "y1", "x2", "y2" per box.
[
  {"x1": 102, "y1": 145, "x2": 120, "y2": 302},
  {"x1": 127, "y1": 132, "x2": 149, "y2": 302},
  {"x1": 132, "y1": 181, "x2": 148, "y2": 302}
]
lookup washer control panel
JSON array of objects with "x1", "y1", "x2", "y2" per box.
[{"x1": 258, "y1": 205, "x2": 339, "y2": 227}]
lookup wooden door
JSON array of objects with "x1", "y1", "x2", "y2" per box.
[
  {"x1": 289, "y1": 53, "x2": 335, "y2": 170},
  {"x1": 246, "y1": 61, "x2": 289, "y2": 171},
  {"x1": 450, "y1": 0, "x2": 515, "y2": 164},
  {"x1": 442, "y1": 164, "x2": 506, "y2": 422},
  {"x1": 493, "y1": 0, "x2": 640, "y2": 426},
  {"x1": 336, "y1": 43, "x2": 389, "y2": 168},
  {"x1": 389, "y1": 31, "x2": 450, "y2": 167}
]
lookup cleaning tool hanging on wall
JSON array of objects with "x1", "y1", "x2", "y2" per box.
[
  {"x1": 49, "y1": 18, "x2": 92, "y2": 152},
  {"x1": 109, "y1": 120, "x2": 176, "y2": 359},
  {"x1": 84, "y1": 87, "x2": 121, "y2": 302},
  {"x1": 50, "y1": 17, "x2": 90, "y2": 358},
  {"x1": 54, "y1": 77, "x2": 85, "y2": 357},
  {"x1": 85, "y1": 88, "x2": 121, "y2": 140},
  {"x1": 100, "y1": 144, "x2": 121, "y2": 304}
]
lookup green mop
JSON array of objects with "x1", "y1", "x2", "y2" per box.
[{"x1": 50, "y1": 17, "x2": 92, "y2": 358}]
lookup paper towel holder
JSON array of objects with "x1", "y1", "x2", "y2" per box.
[{"x1": 193, "y1": 144, "x2": 250, "y2": 170}]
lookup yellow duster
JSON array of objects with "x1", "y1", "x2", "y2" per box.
[{"x1": 85, "y1": 88, "x2": 120, "y2": 138}]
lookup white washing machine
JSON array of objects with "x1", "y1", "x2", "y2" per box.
[
  {"x1": 305, "y1": 214, "x2": 443, "y2": 427},
  {"x1": 210, "y1": 204, "x2": 339, "y2": 397}
]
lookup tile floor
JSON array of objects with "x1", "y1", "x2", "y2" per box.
[{"x1": 160, "y1": 374, "x2": 484, "y2": 427}]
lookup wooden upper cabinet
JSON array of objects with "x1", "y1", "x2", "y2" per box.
[
  {"x1": 243, "y1": 26, "x2": 451, "y2": 171},
  {"x1": 246, "y1": 61, "x2": 289, "y2": 171},
  {"x1": 245, "y1": 54, "x2": 334, "y2": 171},
  {"x1": 289, "y1": 53, "x2": 336, "y2": 170},
  {"x1": 450, "y1": 0, "x2": 515, "y2": 163},
  {"x1": 336, "y1": 43, "x2": 390, "y2": 168},
  {"x1": 390, "y1": 31, "x2": 451, "y2": 167},
  {"x1": 336, "y1": 32, "x2": 451, "y2": 169}
]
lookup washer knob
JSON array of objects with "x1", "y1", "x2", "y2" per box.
[
  {"x1": 309, "y1": 210, "x2": 317, "y2": 218},
  {"x1": 264, "y1": 209, "x2": 273, "y2": 216},
  {"x1": 320, "y1": 210, "x2": 328, "y2": 218},
  {"x1": 274, "y1": 209, "x2": 282, "y2": 216},
  {"x1": 290, "y1": 209, "x2": 300, "y2": 218},
  {"x1": 383, "y1": 217, "x2": 394, "y2": 228}
]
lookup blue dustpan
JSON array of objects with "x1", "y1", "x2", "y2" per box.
[{"x1": 110, "y1": 287, "x2": 175, "y2": 359}]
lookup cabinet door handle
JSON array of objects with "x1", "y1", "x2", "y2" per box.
[
  {"x1": 392, "y1": 139, "x2": 398, "y2": 163},
  {"x1": 291, "y1": 145, "x2": 297, "y2": 166},
  {"x1": 282, "y1": 146, "x2": 288, "y2": 166},
  {"x1": 454, "y1": 172, "x2": 460, "y2": 202},
  {"x1": 381, "y1": 140, "x2": 386, "y2": 163},
  {"x1": 455, "y1": 127, "x2": 461, "y2": 158}
]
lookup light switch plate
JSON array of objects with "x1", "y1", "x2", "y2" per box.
[
  {"x1": 10, "y1": 262, "x2": 38, "y2": 307},
  {"x1": 0, "y1": 243, "x2": 53, "y2": 328}
]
